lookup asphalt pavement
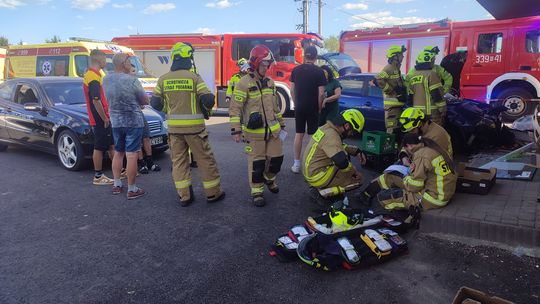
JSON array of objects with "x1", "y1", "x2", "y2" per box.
[{"x1": 0, "y1": 117, "x2": 538, "y2": 304}]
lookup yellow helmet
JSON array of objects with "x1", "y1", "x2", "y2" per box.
[
  {"x1": 399, "y1": 108, "x2": 426, "y2": 132},
  {"x1": 341, "y1": 109, "x2": 365, "y2": 133},
  {"x1": 423, "y1": 45, "x2": 440, "y2": 55},
  {"x1": 171, "y1": 42, "x2": 194, "y2": 60},
  {"x1": 416, "y1": 50, "x2": 435, "y2": 64},
  {"x1": 237, "y1": 58, "x2": 248, "y2": 67},
  {"x1": 387, "y1": 45, "x2": 407, "y2": 58}
]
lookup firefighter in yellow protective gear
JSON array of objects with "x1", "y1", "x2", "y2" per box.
[
  {"x1": 229, "y1": 45, "x2": 285, "y2": 207},
  {"x1": 225, "y1": 58, "x2": 249, "y2": 104},
  {"x1": 423, "y1": 46, "x2": 453, "y2": 95},
  {"x1": 405, "y1": 51, "x2": 446, "y2": 126},
  {"x1": 303, "y1": 109, "x2": 367, "y2": 205},
  {"x1": 376, "y1": 45, "x2": 407, "y2": 134},
  {"x1": 151, "y1": 42, "x2": 225, "y2": 207},
  {"x1": 361, "y1": 108, "x2": 453, "y2": 203},
  {"x1": 375, "y1": 133, "x2": 457, "y2": 211}
]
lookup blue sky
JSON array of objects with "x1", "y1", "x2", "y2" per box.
[{"x1": 0, "y1": 0, "x2": 492, "y2": 44}]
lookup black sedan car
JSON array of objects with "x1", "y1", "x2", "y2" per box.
[{"x1": 0, "y1": 77, "x2": 168, "y2": 171}]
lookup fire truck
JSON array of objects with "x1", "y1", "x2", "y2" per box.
[
  {"x1": 112, "y1": 33, "x2": 360, "y2": 114},
  {"x1": 340, "y1": 16, "x2": 540, "y2": 121}
]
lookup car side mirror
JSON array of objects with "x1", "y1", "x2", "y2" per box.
[{"x1": 23, "y1": 103, "x2": 42, "y2": 112}]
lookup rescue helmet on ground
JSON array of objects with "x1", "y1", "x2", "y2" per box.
[
  {"x1": 340, "y1": 109, "x2": 365, "y2": 133},
  {"x1": 423, "y1": 46, "x2": 440, "y2": 55},
  {"x1": 399, "y1": 108, "x2": 426, "y2": 132},
  {"x1": 171, "y1": 42, "x2": 194, "y2": 60},
  {"x1": 386, "y1": 45, "x2": 407, "y2": 58},
  {"x1": 416, "y1": 50, "x2": 434, "y2": 64},
  {"x1": 533, "y1": 104, "x2": 540, "y2": 147},
  {"x1": 330, "y1": 210, "x2": 356, "y2": 229},
  {"x1": 248, "y1": 45, "x2": 275, "y2": 70}
]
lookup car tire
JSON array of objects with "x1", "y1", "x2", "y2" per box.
[
  {"x1": 496, "y1": 88, "x2": 535, "y2": 122},
  {"x1": 276, "y1": 88, "x2": 291, "y2": 117},
  {"x1": 56, "y1": 130, "x2": 85, "y2": 171},
  {"x1": 0, "y1": 143, "x2": 7, "y2": 152}
]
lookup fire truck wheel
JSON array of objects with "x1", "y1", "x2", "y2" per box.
[
  {"x1": 497, "y1": 87, "x2": 535, "y2": 122},
  {"x1": 276, "y1": 88, "x2": 291, "y2": 116}
]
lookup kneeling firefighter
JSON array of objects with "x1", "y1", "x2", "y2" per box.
[
  {"x1": 229, "y1": 45, "x2": 285, "y2": 207},
  {"x1": 361, "y1": 108, "x2": 453, "y2": 203},
  {"x1": 376, "y1": 133, "x2": 457, "y2": 213},
  {"x1": 302, "y1": 109, "x2": 367, "y2": 203},
  {"x1": 151, "y1": 42, "x2": 225, "y2": 207}
]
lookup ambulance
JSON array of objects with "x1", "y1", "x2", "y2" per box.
[{"x1": 4, "y1": 38, "x2": 157, "y2": 93}]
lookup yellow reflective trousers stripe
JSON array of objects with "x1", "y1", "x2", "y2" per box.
[
  {"x1": 203, "y1": 177, "x2": 220, "y2": 189},
  {"x1": 175, "y1": 180, "x2": 192, "y2": 189}
]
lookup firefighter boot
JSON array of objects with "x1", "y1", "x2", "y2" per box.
[
  {"x1": 252, "y1": 194, "x2": 265, "y2": 207},
  {"x1": 179, "y1": 186, "x2": 195, "y2": 207}
]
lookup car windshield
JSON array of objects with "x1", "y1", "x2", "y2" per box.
[
  {"x1": 104, "y1": 55, "x2": 154, "y2": 78},
  {"x1": 42, "y1": 82, "x2": 86, "y2": 105},
  {"x1": 324, "y1": 53, "x2": 358, "y2": 70}
]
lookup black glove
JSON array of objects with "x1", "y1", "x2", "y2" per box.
[
  {"x1": 200, "y1": 93, "x2": 215, "y2": 120},
  {"x1": 150, "y1": 96, "x2": 164, "y2": 112}
]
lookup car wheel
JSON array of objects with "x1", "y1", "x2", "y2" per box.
[
  {"x1": 0, "y1": 143, "x2": 7, "y2": 152},
  {"x1": 56, "y1": 130, "x2": 85, "y2": 171},
  {"x1": 276, "y1": 88, "x2": 291, "y2": 117},
  {"x1": 496, "y1": 88, "x2": 535, "y2": 122}
]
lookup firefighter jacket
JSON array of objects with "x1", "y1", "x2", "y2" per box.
[
  {"x1": 422, "y1": 121, "x2": 453, "y2": 158},
  {"x1": 153, "y1": 69, "x2": 211, "y2": 135},
  {"x1": 405, "y1": 68, "x2": 445, "y2": 116},
  {"x1": 403, "y1": 144, "x2": 457, "y2": 207},
  {"x1": 229, "y1": 73, "x2": 285, "y2": 140},
  {"x1": 376, "y1": 63, "x2": 406, "y2": 107},
  {"x1": 433, "y1": 65, "x2": 453, "y2": 94},
  {"x1": 303, "y1": 122, "x2": 360, "y2": 187},
  {"x1": 226, "y1": 73, "x2": 242, "y2": 97}
]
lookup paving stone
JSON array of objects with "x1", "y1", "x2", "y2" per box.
[
  {"x1": 519, "y1": 212, "x2": 535, "y2": 221},
  {"x1": 469, "y1": 212, "x2": 486, "y2": 220},
  {"x1": 485, "y1": 215, "x2": 501, "y2": 223}
]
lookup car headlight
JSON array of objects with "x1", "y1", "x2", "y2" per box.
[{"x1": 162, "y1": 120, "x2": 168, "y2": 131}]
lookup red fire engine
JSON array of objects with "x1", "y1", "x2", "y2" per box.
[
  {"x1": 113, "y1": 33, "x2": 344, "y2": 114},
  {"x1": 340, "y1": 16, "x2": 540, "y2": 120}
]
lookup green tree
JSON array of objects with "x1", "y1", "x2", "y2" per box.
[
  {"x1": 324, "y1": 35, "x2": 339, "y2": 52},
  {"x1": 45, "y1": 35, "x2": 62, "y2": 43},
  {"x1": 0, "y1": 36, "x2": 8, "y2": 47}
]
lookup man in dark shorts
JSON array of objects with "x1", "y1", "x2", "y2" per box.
[
  {"x1": 83, "y1": 49, "x2": 115, "y2": 185},
  {"x1": 138, "y1": 117, "x2": 161, "y2": 174},
  {"x1": 290, "y1": 46, "x2": 327, "y2": 173}
]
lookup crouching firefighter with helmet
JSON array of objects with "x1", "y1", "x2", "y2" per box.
[
  {"x1": 361, "y1": 108, "x2": 453, "y2": 203},
  {"x1": 229, "y1": 45, "x2": 285, "y2": 207},
  {"x1": 151, "y1": 42, "x2": 225, "y2": 207},
  {"x1": 376, "y1": 133, "x2": 457, "y2": 225},
  {"x1": 302, "y1": 109, "x2": 368, "y2": 206},
  {"x1": 405, "y1": 51, "x2": 446, "y2": 126},
  {"x1": 376, "y1": 45, "x2": 408, "y2": 134}
]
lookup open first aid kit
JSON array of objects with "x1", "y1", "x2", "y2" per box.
[{"x1": 270, "y1": 212, "x2": 408, "y2": 271}]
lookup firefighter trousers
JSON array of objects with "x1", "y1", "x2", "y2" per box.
[
  {"x1": 313, "y1": 167, "x2": 363, "y2": 198},
  {"x1": 377, "y1": 188, "x2": 439, "y2": 211},
  {"x1": 384, "y1": 105, "x2": 403, "y2": 134},
  {"x1": 245, "y1": 134, "x2": 283, "y2": 196},
  {"x1": 376, "y1": 172, "x2": 405, "y2": 190},
  {"x1": 169, "y1": 130, "x2": 222, "y2": 201}
]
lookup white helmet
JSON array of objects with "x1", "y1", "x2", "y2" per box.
[{"x1": 533, "y1": 104, "x2": 540, "y2": 146}]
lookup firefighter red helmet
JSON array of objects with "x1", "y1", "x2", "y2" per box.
[{"x1": 249, "y1": 45, "x2": 274, "y2": 70}]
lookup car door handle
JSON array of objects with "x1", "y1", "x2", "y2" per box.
[{"x1": 365, "y1": 101, "x2": 372, "y2": 107}]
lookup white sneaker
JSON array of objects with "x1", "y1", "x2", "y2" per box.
[{"x1": 291, "y1": 163, "x2": 301, "y2": 174}]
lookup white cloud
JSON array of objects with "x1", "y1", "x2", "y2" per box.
[
  {"x1": 205, "y1": 0, "x2": 240, "y2": 9},
  {"x1": 71, "y1": 0, "x2": 109, "y2": 10},
  {"x1": 406, "y1": 9, "x2": 418, "y2": 13},
  {"x1": 385, "y1": 0, "x2": 414, "y2": 3},
  {"x1": 142, "y1": 3, "x2": 175, "y2": 14},
  {"x1": 341, "y1": 2, "x2": 368, "y2": 10},
  {"x1": 224, "y1": 31, "x2": 245, "y2": 34},
  {"x1": 127, "y1": 25, "x2": 134, "y2": 30},
  {"x1": 0, "y1": 0, "x2": 49, "y2": 8},
  {"x1": 112, "y1": 3, "x2": 132, "y2": 8},
  {"x1": 350, "y1": 11, "x2": 435, "y2": 28},
  {"x1": 196, "y1": 27, "x2": 215, "y2": 35}
]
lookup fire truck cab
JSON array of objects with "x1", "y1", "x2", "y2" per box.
[{"x1": 340, "y1": 16, "x2": 540, "y2": 121}]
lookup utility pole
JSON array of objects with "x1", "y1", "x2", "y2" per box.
[
  {"x1": 318, "y1": 0, "x2": 323, "y2": 35},
  {"x1": 295, "y1": 0, "x2": 309, "y2": 33}
]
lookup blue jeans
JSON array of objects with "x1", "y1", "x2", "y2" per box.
[{"x1": 112, "y1": 127, "x2": 143, "y2": 153}]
